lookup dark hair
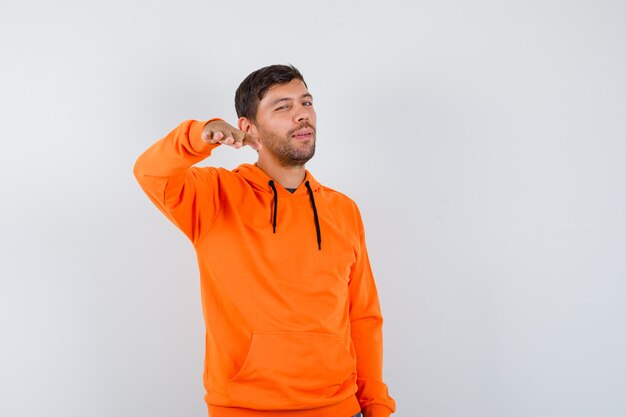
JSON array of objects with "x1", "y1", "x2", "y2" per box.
[{"x1": 235, "y1": 64, "x2": 307, "y2": 122}]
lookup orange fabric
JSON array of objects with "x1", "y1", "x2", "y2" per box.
[{"x1": 134, "y1": 120, "x2": 396, "y2": 417}]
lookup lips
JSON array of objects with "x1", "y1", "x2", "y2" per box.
[{"x1": 291, "y1": 127, "x2": 314, "y2": 138}]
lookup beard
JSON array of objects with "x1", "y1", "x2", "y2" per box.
[{"x1": 258, "y1": 123, "x2": 316, "y2": 168}]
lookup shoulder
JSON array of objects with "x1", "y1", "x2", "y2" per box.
[
  {"x1": 187, "y1": 167, "x2": 251, "y2": 194},
  {"x1": 318, "y1": 184, "x2": 362, "y2": 217},
  {"x1": 319, "y1": 184, "x2": 354, "y2": 202}
]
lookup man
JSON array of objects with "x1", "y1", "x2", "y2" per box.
[{"x1": 134, "y1": 65, "x2": 396, "y2": 417}]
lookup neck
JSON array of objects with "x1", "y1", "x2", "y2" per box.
[{"x1": 256, "y1": 154, "x2": 306, "y2": 189}]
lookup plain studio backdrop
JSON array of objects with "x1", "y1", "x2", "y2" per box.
[{"x1": 1, "y1": 0, "x2": 625, "y2": 416}]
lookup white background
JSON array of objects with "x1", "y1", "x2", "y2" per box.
[{"x1": 1, "y1": 1, "x2": 625, "y2": 416}]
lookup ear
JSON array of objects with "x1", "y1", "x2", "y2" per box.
[
  {"x1": 238, "y1": 117, "x2": 256, "y2": 135},
  {"x1": 238, "y1": 118, "x2": 263, "y2": 149}
]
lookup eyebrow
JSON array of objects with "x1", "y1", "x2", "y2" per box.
[{"x1": 270, "y1": 93, "x2": 313, "y2": 106}]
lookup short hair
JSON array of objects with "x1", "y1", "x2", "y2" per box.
[{"x1": 235, "y1": 64, "x2": 307, "y2": 122}]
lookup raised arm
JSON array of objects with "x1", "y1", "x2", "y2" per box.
[{"x1": 133, "y1": 118, "x2": 260, "y2": 243}]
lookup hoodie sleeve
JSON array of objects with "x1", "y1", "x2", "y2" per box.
[
  {"x1": 348, "y1": 205, "x2": 396, "y2": 417},
  {"x1": 133, "y1": 119, "x2": 222, "y2": 244}
]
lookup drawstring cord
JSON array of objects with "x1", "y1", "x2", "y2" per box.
[
  {"x1": 267, "y1": 179, "x2": 322, "y2": 250},
  {"x1": 305, "y1": 180, "x2": 322, "y2": 251},
  {"x1": 268, "y1": 180, "x2": 278, "y2": 233}
]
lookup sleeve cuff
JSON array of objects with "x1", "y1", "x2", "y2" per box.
[{"x1": 363, "y1": 404, "x2": 393, "y2": 417}]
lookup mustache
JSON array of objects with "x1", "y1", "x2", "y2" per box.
[{"x1": 288, "y1": 122, "x2": 316, "y2": 137}]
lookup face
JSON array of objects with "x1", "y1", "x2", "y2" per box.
[{"x1": 252, "y1": 79, "x2": 317, "y2": 168}]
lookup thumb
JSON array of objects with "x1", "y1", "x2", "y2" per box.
[
  {"x1": 243, "y1": 132, "x2": 262, "y2": 151},
  {"x1": 231, "y1": 128, "x2": 247, "y2": 143}
]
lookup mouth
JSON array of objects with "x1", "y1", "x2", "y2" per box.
[{"x1": 291, "y1": 127, "x2": 315, "y2": 140}]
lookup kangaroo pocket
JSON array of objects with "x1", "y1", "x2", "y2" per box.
[{"x1": 227, "y1": 332, "x2": 356, "y2": 409}]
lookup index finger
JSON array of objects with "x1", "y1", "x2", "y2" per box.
[{"x1": 243, "y1": 133, "x2": 262, "y2": 151}]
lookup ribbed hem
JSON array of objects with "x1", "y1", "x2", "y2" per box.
[
  {"x1": 363, "y1": 404, "x2": 393, "y2": 417},
  {"x1": 207, "y1": 395, "x2": 360, "y2": 417}
]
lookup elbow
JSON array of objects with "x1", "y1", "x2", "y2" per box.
[{"x1": 133, "y1": 155, "x2": 146, "y2": 184}]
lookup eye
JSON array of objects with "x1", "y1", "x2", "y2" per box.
[
  {"x1": 275, "y1": 105, "x2": 289, "y2": 111},
  {"x1": 303, "y1": 101, "x2": 313, "y2": 106}
]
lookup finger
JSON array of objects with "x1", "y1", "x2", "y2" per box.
[
  {"x1": 230, "y1": 131, "x2": 246, "y2": 149},
  {"x1": 202, "y1": 130, "x2": 216, "y2": 143},
  {"x1": 208, "y1": 131, "x2": 224, "y2": 143},
  {"x1": 232, "y1": 129, "x2": 247, "y2": 144},
  {"x1": 221, "y1": 136, "x2": 235, "y2": 146}
]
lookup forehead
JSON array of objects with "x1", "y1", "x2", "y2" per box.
[{"x1": 260, "y1": 79, "x2": 310, "y2": 104}]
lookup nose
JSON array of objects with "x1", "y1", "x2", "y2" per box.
[{"x1": 294, "y1": 106, "x2": 310, "y2": 122}]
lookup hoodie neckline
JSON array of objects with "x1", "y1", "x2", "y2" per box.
[{"x1": 234, "y1": 163, "x2": 321, "y2": 196}]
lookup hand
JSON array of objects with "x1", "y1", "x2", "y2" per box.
[{"x1": 201, "y1": 120, "x2": 262, "y2": 151}]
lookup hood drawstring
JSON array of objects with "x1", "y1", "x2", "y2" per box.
[
  {"x1": 268, "y1": 180, "x2": 278, "y2": 233},
  {"x1": 305, "y1": 180, "x2": 322, "y2": 251},
  {"x1": 267, "y1": 179, "x2": 322, "y2": 251}
]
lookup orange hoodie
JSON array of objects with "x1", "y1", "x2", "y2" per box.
[{"x1": 134, "y1": 120, "x2": 396, "y2": 417}]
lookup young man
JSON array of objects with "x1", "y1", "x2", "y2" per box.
[{"x1": 134, "y1": 65, "x2": 396, "y2": 417}]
